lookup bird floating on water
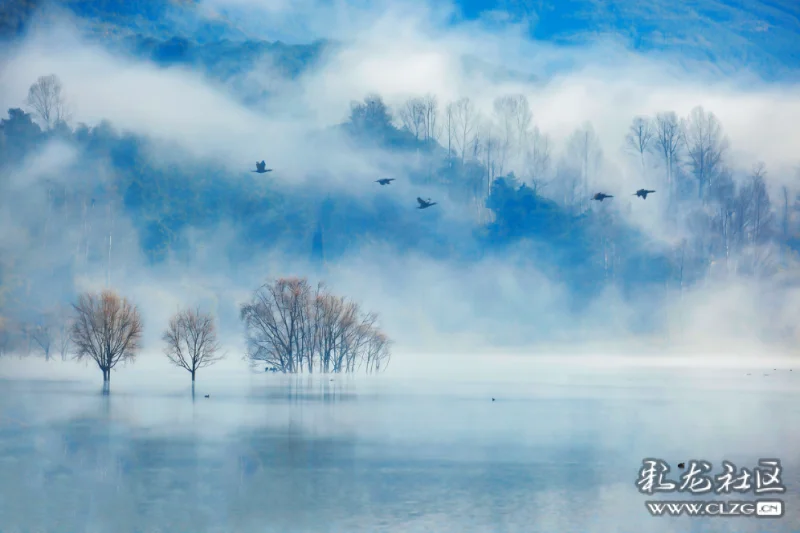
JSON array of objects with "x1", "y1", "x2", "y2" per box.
[
  {"x1": 252, "y1": 161, "x2": 273, "y2": 174},
  {"x1": 416, "y1": 197, "x2": 437, "y2": 209},
  {"x1": 634, "y1": 189, "x2": 656, "y2": 199},
  {"x1": 592, "y1": 192, "x2": 613, "y2": 202},
  {"x1": 204, "y1": 394, "x2": 210, "y2": 398}
]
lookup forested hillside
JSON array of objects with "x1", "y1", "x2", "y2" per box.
[
  {"x1": 1, "y1": 0, "x2": 799, "y2": 355},
  {"x1": 2, "y1": 81, "x2": 799, "y2": 353}
]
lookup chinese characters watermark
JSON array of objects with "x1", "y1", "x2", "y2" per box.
[
  {"x1": 636, "y1": 458, "x2": 787, "y2": 519},
  {"x1": 637, "y1": 458, "x2": 786, "y2": 495}
]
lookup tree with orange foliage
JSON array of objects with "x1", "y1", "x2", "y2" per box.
[
  {"x1": 70, "y1": 290, "x2": 143, "y2": 391},
  {"x1": 240, "y1": 277, "x2": 391, "y2": 374}
]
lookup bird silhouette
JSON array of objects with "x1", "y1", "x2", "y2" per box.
[
  {"x1": 634, "y1": 189, "x2": 656, "y2": 199},
  {"x1": 678, "y1": 462, "x2": 685, "y2": 469},
  {"x1": 204, "y1": 394, "x2": 210, "y2": 398},
  {"x1": 252, "y1": 161, "x2": 273, "y2": 174},
  {"x1": 416, "y1": 197, "x2": 437, "y2": 209},
  {"x1": 375, "y1": 178, "x2": 395, "y2": 185},
  {"x1": 592, "y1": 192, "x2": 613, "y2": 202}
]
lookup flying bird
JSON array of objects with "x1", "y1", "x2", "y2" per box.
[
  {"x1": 634, "y1": 189, "x2": 656, "y2": 199},
  {"x1": 252, "y1": 161, "x2": 273, "y2": 174},
  {"x1": 416, "y1": 197, "x2": 437, "y2": 209},
  {"x1": 375, "y1": 178, "x2": 395, "y2": 185},
  {"x1": 592, "y1": 193, "x2": 613, "y2": 202}
]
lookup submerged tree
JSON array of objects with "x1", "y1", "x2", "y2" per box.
[
  {"x1": 162, "y1": 307, "x2": 223, "y2": 383},
  {"x1": 240, "y1": 277, "x2": 391, "y2": 374},
  {"x1": 70, "y1": 290, "x2": 142, "y2": 391}
]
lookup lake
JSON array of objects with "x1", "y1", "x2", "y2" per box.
[{"x1": 0, "y1": 354, "x2": 798, "y2": 533}]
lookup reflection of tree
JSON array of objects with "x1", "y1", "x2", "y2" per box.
[{"x1": 0, "y1": 391, "x2": 654, "y2": 533}]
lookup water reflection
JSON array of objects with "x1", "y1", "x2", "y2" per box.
[{"x1": 0, "y1": 367, "x2": 797, "y2": 533}]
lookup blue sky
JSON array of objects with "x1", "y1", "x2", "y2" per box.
[
  {"x1": 178, "y1": 0, "x2": 800, "y2": 82},
  {"x1": 441, "y1": 0, "x2": 799, "y2": 78}
]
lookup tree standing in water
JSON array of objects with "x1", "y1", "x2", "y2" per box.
[
  {"x1": 162, "y1": 307, "x2": 224, "y2": 390},
  {"x1": 70, "y1": 290, "x2": 143, "y2": 393}
]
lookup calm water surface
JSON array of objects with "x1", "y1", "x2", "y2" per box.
[{"x1": 0, "y1": 359, "x2": 798, "y2": 533}]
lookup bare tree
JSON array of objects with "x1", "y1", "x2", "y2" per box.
[
  {"x1": 708, "y1": 169, "x2": 737, "y2": 267},
  {"x1": 651, "y1": 111, "x2": 683, "y2": 202},
  {"x1": 738, "y1": 242, "x2": 778, "y2": 279},
  {"x1": 313, "y1": 290, "x2": 345, "y2": 373},
  {"x1": 478, "y1": 118, "x2": 501, "y2": 192},
  {"x1": 0, "y1": 312, "x2": 24, "y2": 357},
  {"x1": 26, "y1": 74, "x2": 70, "y2": 130},
  {"x1": 363, "y1": 330, "x2": 391, "y2": 373},
  {"x1": 565, "y1": 123, "x2": 603, "y2": 212},
  {"x1": 444, "y1": 101, "x2": 455, "y2": 159},
  {"x1": 400, "y1": 95, "x2": 440, "y2": 143},
  {"x1": 743, "y1": 162, "x2": 774, "y2": 245},
  {"x1": 625, "y1": 116, "x2": 654, "y2": 172},
  {"x1": 56, "y1": 320, "x2": 71, "y2": 361},
  {"x1": 30, "y1": 320, "x2": 53, "y2": 361},
  {"x1": 513, "y1": 95, "x2": 534, "y2": 155},
  {"x1": 420, "y1": 94, "x2": 439, "y2": 142},
  {"x1": 240, "y1": 278, "x2": 391, "y2": 374},
  {"x1": 70, "y1": 290, "x2": 143, "y2": 390},
  {"x1": 451, "y1": 97, "x2": 478, "y2": 164},
  {"x1": 398, "y1": 97, "x2": 426, "y2": 140},
  {"x1": 240, "y1": 278, "x2": 312, "y2": 373},
  {"x1": 488, "y1": 94, "x2": 534, "y2": 177},
  {"x1": 554, "y1": 161, "x2": 584, "y2": 215},
  {"x1": 682, "y1": 106, "x2": 729, "y2": 201},
  {"x1": 492, "y1": 95, "x2": 517, "y2": 176},
  {"x1": 524, "y1": 126, "x2": 552, "y2": 193},
  {"x1": 162, "y1": 308, "x2": 223, "y2": 383},
  {"x1": 780, "y1": 184, "x2": 791, "y2": 263}
]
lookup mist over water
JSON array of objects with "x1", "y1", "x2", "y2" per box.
[
  {"x1": 0, "y1": 355, "x2": 798, "y2": 532},
  {"x1": 1, "y1": 0, "x2": 800, "y2": 531}
]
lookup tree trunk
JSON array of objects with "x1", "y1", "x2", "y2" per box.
[{"x1": 191, "y1": 369, "x2": 196, "y2": 382}]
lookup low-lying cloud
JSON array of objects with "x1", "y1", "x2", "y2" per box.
[{"x1": 0, "y1": 0, "x2": 799, "y2": 380}]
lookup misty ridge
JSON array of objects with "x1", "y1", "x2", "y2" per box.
[{"x1": 1, "y1": 0, "x2": 800, "y2": 383}]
